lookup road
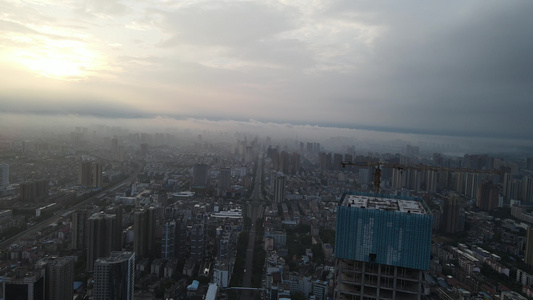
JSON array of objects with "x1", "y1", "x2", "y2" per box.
[
  {"x1": 242, "y1": 153, "x2": 264, "y2": 299},
  {"x1": 0, "y1": 161, "x2": 144, "y2": 250}
]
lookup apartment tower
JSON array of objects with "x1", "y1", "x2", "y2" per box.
[
  {"x1": 93, "y1": 251, "x2": 135, "y2": 300},
  {"x1": 334, "y1": 193, "x2": 433, "y2": 299}
]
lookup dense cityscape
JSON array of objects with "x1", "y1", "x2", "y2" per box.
[
  {"x1": 2, "y1": 0, "x2": 532, "y2": 298},
  {"x1": 0, "y1": 124, "x2": 531, "y2": 300}
]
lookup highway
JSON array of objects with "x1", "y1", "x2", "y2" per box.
[
  {"x1": 0, "y1": 161, "x2": 144, "y2": 250},
  {"x1": 242, "y1": 153, "x2": 265, "y2": 299}
]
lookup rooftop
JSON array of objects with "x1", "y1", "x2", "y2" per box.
[
  {"x1": 95, "y1": 251, "x2": 134, "y2": 264},
  {"x1": 341, "y1": 194, "x2": 428, "y2": 215}
]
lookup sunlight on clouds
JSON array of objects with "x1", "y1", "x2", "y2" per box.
[
  {"x1": 199, "y1": 57, "x2": 283, "y2": 71},
  {"x1": 5, "y1": 34, "x2": 107, "y2": 79},
  {"x1": 125, "y1": 21, "x2": 153, "y2": 31}
]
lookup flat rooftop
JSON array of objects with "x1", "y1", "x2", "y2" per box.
[
  {"x1": 341, "y1": 194, "x2": 428, "y2": 215},
  {"x1": 95, "y1": 251, "x2": 134, "y2": 264}
]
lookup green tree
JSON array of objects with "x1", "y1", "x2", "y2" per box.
[
  {"x1": 291, "y1": 291, "x2": 306, "y2": 300},
  {"x1": 319, "y1": 228, "x2": 336, "y2": 246}
]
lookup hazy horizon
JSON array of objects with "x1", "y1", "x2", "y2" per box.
[{"x1": 1, "y1": 113, "x2": 532, "y2": 157}]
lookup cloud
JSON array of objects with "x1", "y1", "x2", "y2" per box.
[
  {"x1": 1, "y1": 0, "x2": 533, "y2": 144},
  {"x1": 158, "y1": 2, "x2": 293, "y2": 47},
  {"x1": 75, "y1": 0, "x2": 130, "y2": 18}
]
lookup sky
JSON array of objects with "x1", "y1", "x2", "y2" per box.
[{"x1": 1, "y1": 0, "x2": 532, "y2": 144}]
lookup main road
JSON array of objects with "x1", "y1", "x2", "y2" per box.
[
  {"x1": 0, "y1": 160, "x2": 145, "y2": 250},
  {"x1": 242, "y1": 153, "x2": 265, "y2": 299}
]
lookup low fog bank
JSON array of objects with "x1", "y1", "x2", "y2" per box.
[{"x1": 1, "y1": 113, "x2": 531, "y2": 156}]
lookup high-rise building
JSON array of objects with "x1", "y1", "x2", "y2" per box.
[
  {"x1": 106, "y1": 206, "x2": 123, "y2": 249},
  {"x1": 87, "y1": 212, "x2": 121, "y2": 271},
  {"x1": 213, "y1": 263, "x2": 230, "y2": 288},
  {"x1": 161, "y1": 220, "x2": 177, "y2": 260},
  {"x1": 111, "y1": 137, "x2": 119, "y2": 156},
  {"x1": 454, "y1": 172, "x2": 466, "y2": 195},
  {"x1": 79, "y1": 161, "x2": 103, "y2": 187},
  {"x1": 176, "y1": 216, "x2": 187, "y2": 258},
  {"x1": 334, "y1": 193, "x2": 433, "y2": 299},
  {"x1": 273, "y1": 175, "x2": 285, "y2": 203},
  {"x1": 464, "y1": 154, "x2": 494, "y2": 170},
  {"x1": 442, "y1": 197, "x2": 462, "y2": 234},
  {"x1": 525, "y1": 227, "x2": 533, "y2": 267},
  {"x1": 522, "y1": 176, "x2": 533, "y2": 204},
  {"x1": 280, "y1": 151, "x2": 290, "y2": 174},
  {"x1": 2, "y1": 267, "x2": 45, "y2": 300},
  {"x1": 333, "y1": 153, "x2": 343, "y2": 171},
  {"x1": 392, "y1": 168, "x2": 422, "y2": 191},
  {"x1": 503, "y1": 173, "x2": 513, "y2": 201},
  {"x1": 306, "y1": 142, "x2": 313, "y2": 154},
  {"x1": 19, "y1": 180, "x2": 49, "y2": 202},
  {"x1": 219, "y1": 168, "x2": 231, "y2": 190},
  {"x1": 37, "y1": 256, "x2": 74, "y2": 300},
  {"x1": 78, "y1": 161, "x2": 93, "y2": 186},
  {"x1": 93, "y1": 251, "x2": 135, "y2": 300},
  {"x1": 93, "y1": 163, "x2": 103, "y2": 188},
  {"x1": 464, "y1": 172, "x2": 481, "y2": 198},
  {"x1": 270, "y1": 148, "x2": 280, "y2": 171},
  {"x1": 476, "y1": 181, "x2": 500, "y2": 211},
  {"x1": 314, "y1": 142, "x2": 321, "y2": 153},
  {"x1": 406, "y1": 169, "x2": 422, "y2": 192},
  {"x1": 391, "y1": 168, "x2": 406, "y2": 189},
  {"x1": 192, "y1": 164, "x2": 208, "y2": 187},
  {"x1": 134, "y1": 207, "x2": 156, "y2": 258},
  {"x1": 291, "y1": 152, "x2": 300, "y2": 175},
  {"x1": 510, "y1": 178, "x2": 523, "y2": 201},
  {"x1": 424, "y1": 170, "x2": 438, "y2": 193},
  {"x1": 527, "y1": 157, "x2": 533, "y2": 171},
  {"x1": 313, "y1": 280, "x2": 329, "y2": 300},
  {"x1": 190, "y1": 222, "x2": 205, "y2": 262},
  {"x1": 71, "y1": 210, "x2": 89, "y2": 250},
  {"x1": 217, "y1": 232, "x2": 230, "y2": 261},
  {"x1": 318, "y1": 152, "x2": 331, "y2": 172},
  {"x1": 0, "y1": 163, "x2": 9, "y2": 189},
  {"x1": 438, "y1": 171, "x2": 451, "y2": 190}
]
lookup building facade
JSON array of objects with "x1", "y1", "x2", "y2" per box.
[
  {"x1": 0, "y1": 163, "x2": 9, "y2": 189},
  {"x1": 273, "y1": 175, "x2": 285, "y2": 203},
  {"x1": 161, "y1": 220, "x2": 177, "y2": 259},
  {"x1": 93, "y1": 251, "x2": 135, "y2": 300},
  {"x1": 192, "y1": 164, "x2": 208, "y2": 187},
  {"x1": 133, "y1": 207, "x2": 156, "y2": 259},
  {"x1": 37, "y1": 256, "x2": 74, "y2": 300},
  {"x1": 334, "y1": 193, "x2": 433, "y2": 299},
  {"x1": 2, "y1": 268, "x2": 45, "y2": 300},
  {"x1": 87, "y1": 212, "x2": 121, "y2": 271},
  {"x1": 219, "y1": 168, "x2": 231, "y2": 190}
]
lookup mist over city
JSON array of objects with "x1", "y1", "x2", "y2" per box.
[{"x1": 1, "y1": 0, "x2": 533, "y2": 299}]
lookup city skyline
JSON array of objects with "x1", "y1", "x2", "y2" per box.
[
  {"x1": 0, "y1": 114, "x2": 532, "y2": 298},
  {"x1": 1, "y1": 0, "x2": 532, "y2": 145}
]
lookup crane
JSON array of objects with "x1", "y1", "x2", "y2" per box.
[{"x1": 341, "y1": 161, "x2": 502, "y2": 195}]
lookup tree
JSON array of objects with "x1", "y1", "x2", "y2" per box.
[{"x1": 291, "y1": 291, "x2": 306, "y2": 300}]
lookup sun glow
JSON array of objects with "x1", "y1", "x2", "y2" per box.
[{"x1": 7, "y1": 36, "x2": 104, "y2": 79}]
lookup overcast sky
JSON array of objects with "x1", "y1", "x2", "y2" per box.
[{"x1": 1, "y1": 0, "x2": 532, "y2": 143}]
